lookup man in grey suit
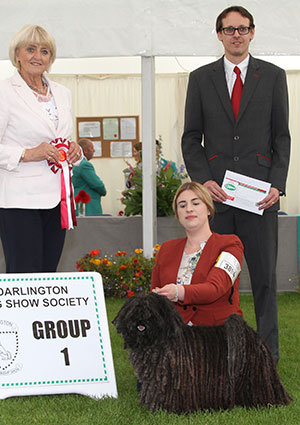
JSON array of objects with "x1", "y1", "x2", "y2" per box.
[{"x1": 182, "y1": 5, "x2": 290, "y2": 363}]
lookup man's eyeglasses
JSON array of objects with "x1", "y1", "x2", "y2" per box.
[{"x1": 221, "y1": 26, "x2": 252, "y2": 36}]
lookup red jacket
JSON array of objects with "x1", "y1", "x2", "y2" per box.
[{"x1": 151, "y1": 232, "x2": 244, "y2": 326}]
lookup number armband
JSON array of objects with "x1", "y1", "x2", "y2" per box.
[{"x1": 215, "y1": 251, "x2": 241, "y2": 285}]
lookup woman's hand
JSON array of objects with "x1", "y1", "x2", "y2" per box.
[
  {"x1": 67, "y1": 141, "x2": 82, "y2": 164},
  {"x1": 153, "y1": 284, "x2": 184, "y2": 302},
  {"x1": 22, "y1": 142, "x2": 60, "y2": 163},
  {"x1": 22, "y1": 141, "x2": 82, "y2": 164}
]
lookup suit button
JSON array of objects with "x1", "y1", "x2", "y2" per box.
[
  {"x1": 234, "y1": 156, "x2": 239, "y2": 161},
  {"x1": 183, "y1": 306, "x2": 187, "y2": 310},
  {"x1": 192, "y1": 306, "x2": 197, "y2": 311},
  {"x1": 234, "y1": 135, "x2": 240, "y2": 141}
]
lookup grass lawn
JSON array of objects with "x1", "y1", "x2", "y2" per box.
[{"x1": 0, "y1": 293, "x2": 299, "y2": 425}]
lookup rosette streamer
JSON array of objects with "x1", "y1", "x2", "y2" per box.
[{"x1": 47, "y1": 138, "x2": 77, "y2": 229}]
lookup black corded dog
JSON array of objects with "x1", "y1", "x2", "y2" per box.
[{"x1": 113, "y1": 292, "x2": 292, "y2": 414}]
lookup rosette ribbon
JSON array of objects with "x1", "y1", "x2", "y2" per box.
[{"x1": 47, "y1": 138, "x2": 77, "y2": 229}]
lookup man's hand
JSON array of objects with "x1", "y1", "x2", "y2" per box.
[
  {"x1": 257, "y1": 187, "x2": 280, "y2": 210},
  {"x1": 203, "y1": 180, "x2": 228, "y2": 202}
]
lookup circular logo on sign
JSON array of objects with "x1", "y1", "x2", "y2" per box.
[
  {"x1": 224, "y1": 183, "x2": 236, "y2": 191},
  {"x1": 0, "y1": 320, "x2": 22, "y2": 375},
  {"x1": 59, "y1": 150, "x2": 67, "y2": 162}
]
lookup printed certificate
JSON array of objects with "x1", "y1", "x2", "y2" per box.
[{"x1": 221, "y1": 170, "x2": 271, "y2": 215}]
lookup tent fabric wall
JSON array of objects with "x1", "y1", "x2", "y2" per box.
[
  {"x1": 284, "y1": 71, "x2": 300, "y2": 214},
  {"x1": 49, "y1": 70, "x2": 298, "y2": 216},
  {"x1": 1, "y1": 0, "x2": 300, "y2": 58},
  {"x1": 48, "y1": 73, "x2": 188, "y2": 216}
]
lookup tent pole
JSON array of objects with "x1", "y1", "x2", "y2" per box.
[{"x1": 141, "y1": 56, "x2": 157, "y2": 257}]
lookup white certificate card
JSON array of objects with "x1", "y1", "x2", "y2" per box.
[{"x1": 221, "y1": 170, "x2": 271, "y2": 215}]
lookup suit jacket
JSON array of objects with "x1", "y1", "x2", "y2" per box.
[
  {"x1": 182, "y1": 55, "x2": 291, "y2": 212},
  {"x1": 0, "y1": 72, "x2": 73, "y2": 209},
  {"x1": 72, "y1": 158, "x2": 106, "y2": 215},
  {"x1": 151, "y1": 232, "x2": 243, "y2": 326}
]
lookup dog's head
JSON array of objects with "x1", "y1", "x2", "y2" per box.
[{"x1": 112, "y1": 292, "x2": 184, "y2": 350}]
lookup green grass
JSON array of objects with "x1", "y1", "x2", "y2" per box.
[{"x1": 0, "y1": 293, "x2": 299, "y2": 425}]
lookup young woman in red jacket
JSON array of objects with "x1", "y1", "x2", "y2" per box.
[{"x1": 151, "y1": 181, "x2": 244, "y2": 326}]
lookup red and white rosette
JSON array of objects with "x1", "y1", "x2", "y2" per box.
[{"x1": 47, "y1": 138, "x2": 77, "y2": 230}]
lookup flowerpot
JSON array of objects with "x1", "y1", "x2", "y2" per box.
[{"x1": 78, "y1": 202, "x2": 85, "y2": 216}]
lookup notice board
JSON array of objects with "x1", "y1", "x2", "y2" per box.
[{"x1": 76, "y1": 116, "x2": 139, "y2": 158}]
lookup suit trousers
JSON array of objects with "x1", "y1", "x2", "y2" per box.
[
  {"x1": 0, "y1": 204, "x2": 66, "y2": 273},
  {"x1": 210, "y1": 207, "x2": 279, "y2": 362}
]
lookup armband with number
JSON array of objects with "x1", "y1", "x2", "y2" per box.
[{"x1": 215, "y1": 251, "x2": 241, "y2": 285}]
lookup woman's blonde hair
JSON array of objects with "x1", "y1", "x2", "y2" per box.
[
  {"x1": 173, "y1": 181, "x2": 215, "y2": 221},
  {"x1": 9, "y1": 24, "x2": 56, "y2": 71}
]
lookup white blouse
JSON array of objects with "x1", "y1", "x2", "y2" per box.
[
  {"x1": 31, "y1": 84, "x2": 59, "y2": 130},
  {"x1": 176, "y1": 240, "x2": 207, "y2": 286}
]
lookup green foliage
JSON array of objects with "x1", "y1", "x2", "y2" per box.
[
  {"x1": 122, "y1": 161, "x2": 187, "y2": 217},
  {"x1": 156, "y1": 166, "x2": 183, "y2": 216},
  {"x1": 76, "y1": 247, "x2": 160, "y2": 298},
  {"x1": 122, "y1": 167, "x2": 144, "y2": 216}
]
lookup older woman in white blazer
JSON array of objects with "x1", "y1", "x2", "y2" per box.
[{"x1": 0, "y1": 25, "x2": 82, "y2": 273}]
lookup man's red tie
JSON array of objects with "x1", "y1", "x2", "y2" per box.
[{"x1": 231, "y1": 66, "x2": 243, "y2": 120}]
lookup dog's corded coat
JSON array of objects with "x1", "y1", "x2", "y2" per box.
[{"x1": 113, "y1": 293, "x2": 291, "y2": 414}]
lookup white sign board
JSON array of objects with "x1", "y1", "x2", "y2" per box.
[{"x1": 0, "y1": 272, "x2": 117, "y2": 400}]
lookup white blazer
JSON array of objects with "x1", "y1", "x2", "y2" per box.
[{"x1": 0, "y1": 72, "x2": 73, "y2": 209}]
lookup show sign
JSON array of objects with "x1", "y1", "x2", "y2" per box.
[{"x1": 0, "y1": 272, "x2": 117, "y2": 400}]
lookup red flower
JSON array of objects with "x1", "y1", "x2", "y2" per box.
[
  {"x1": 128, "y1": 163, "x2": 137, "y2": 174},
  {"x1": 89, "y1": 249, "x2": 100, "y2": 257},
  {"x1": 120, "y1": 265, "x2": 127, "y2": 270},
  {"x1": 163, "y1": 161, "x2": 171, "y2": 171},
  {"x1": 115, "y1": 251, "x2": 127, "y2": 256},
  {"x1": 133, "y1": 258, "x2": 138, "y2": 264},
  {"x1": 127, "y1": 290, "x2": 135, "y2": 298},
  {"x1": 115, "y1": 250, "x2": 127, "y2": 257},
  {"x1": 118, "y1": 210, "x2": 124, "y2": 216},
  {"x1": 75, "y1": 190, "x2": 91, "y2": 204}
]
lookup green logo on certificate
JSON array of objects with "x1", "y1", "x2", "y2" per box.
[{"x1": 225, "y1": 183, "x2": 236, "y2": 191}]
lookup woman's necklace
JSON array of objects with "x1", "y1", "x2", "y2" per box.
[
  {"x1": 27, "y1": 81, "x2": 47, "y2": 94},
  {"x1": 185, "y1": 239, "x2": 207, "y2": 254}
]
